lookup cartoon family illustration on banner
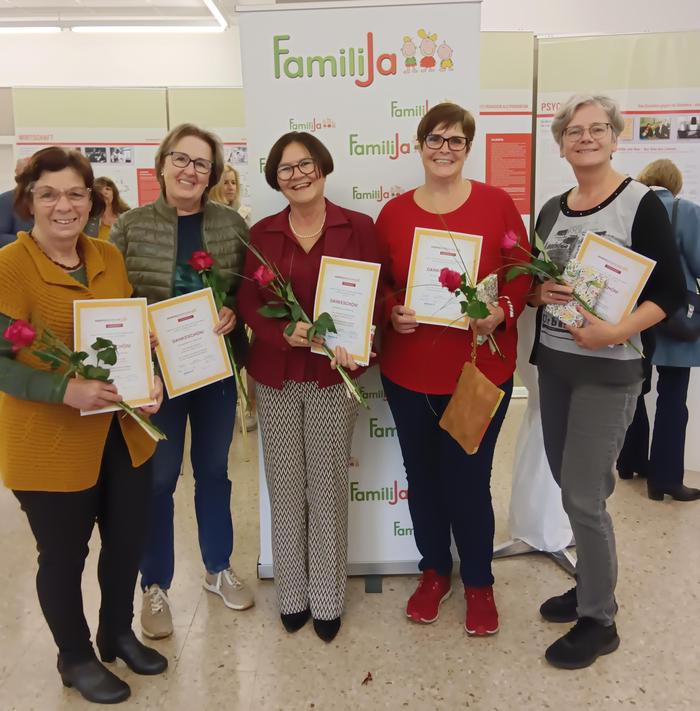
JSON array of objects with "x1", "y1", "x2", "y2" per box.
[{"x1": 401, "y1": 29, "x2": 454, "y2": 73}]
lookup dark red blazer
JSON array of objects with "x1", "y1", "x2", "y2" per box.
[{"x1": 238, "y1": 199, "x2": 381, "y2": 389}]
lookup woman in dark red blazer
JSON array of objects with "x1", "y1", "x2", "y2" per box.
[{"x1": 238, "y1": 132, "x2": 379, "y2": 643}]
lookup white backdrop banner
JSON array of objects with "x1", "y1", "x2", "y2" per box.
[{"x1": 238, "y1": 0, "x2": 482, "y2": 576}]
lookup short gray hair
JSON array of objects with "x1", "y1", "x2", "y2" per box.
[{"x1": 551, "y1": 94, "x2": 625, "y2": 145}]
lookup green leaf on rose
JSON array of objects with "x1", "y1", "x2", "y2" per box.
[
  {"x1": 532, "y1": 258, "x2": 559, "y2": 278},
  {"x1": 306, "y1": 325, "x2": 317, "y2": 343},
  {"x1": 290, "y1": 303, "x2": 303, "y2": 322},
  {"x1": 284, "y1": 321, "x2": 297, "y2": 337},
  {"x1": 466, "y1": 300, "x2": 490, "y2": 319},
  {"x1": 505, "y1": 266, "x2": 530, "y2": 282},
  {"x1": 313, "y1": 312, "x2": 337, "y2": 336},
  {"x1": 82, "y1": 364, "x2": 112, "y2": 381},
  {"x1": 91, "y1": 337, "x2": 115, "y2": 350},
  {"x1": 68, "y1": 351, "x2": 90, "y2": 366},
  {"x1": 34, "y1": 350, "x2": 64, "y2": 369},
  {"x1": 258, "y1": 303, "x2": 290, "y2": 319},
  {"x1": 97, "y1": 347, "x2": 117, "y2": 366}
]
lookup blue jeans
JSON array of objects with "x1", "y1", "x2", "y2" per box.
[
  {"x1": 382, "y1": 374, "x2": 513, "y2": 587},
  {"x1": 140, "y1": 377, "x2": 237, "y2": 590}
]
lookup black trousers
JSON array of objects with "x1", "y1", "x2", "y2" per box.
[{"x1": 14, "y1": 418, "x2": 153, "y2": 663}]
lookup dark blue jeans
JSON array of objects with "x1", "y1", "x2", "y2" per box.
[
  {"x1": 382, "y1": 374, "x2": 513, "y2": 587},
  {"x1": 140, "y1": 376, "x2": 237, "y2": 590}
]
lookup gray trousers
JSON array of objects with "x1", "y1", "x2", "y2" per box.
[
  {"x1": 538, "y1": 364, "x2": 640, "y2": 625},
  {"x1": 257, "y1": 380, "x2": 359, "y2": 620}
]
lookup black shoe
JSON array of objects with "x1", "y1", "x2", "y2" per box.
[
  {"x1": 540, "y1": 587, "x2": 578, "y2": 623},
  {"x1": 57, "y1": 655, "x2": 131, "y2": 704},
  {"x1": 545, "y1": 617, "x2": 620, "y2": 669},
  {"x1": 97, "y1": 630, "x2": 168, "y2": 675},
  {"x1": 618, "y1": 468, "x2": 648, "y2": 480},
  {"x1": 647, "y1": 483, "x2": 700, "y2": 501},
  {"x1": 280, "y1": 608, "x2": 310, "y2": 633},
  {"x1": 313, "y1": 617, "x2": 341, "y2": 642}
]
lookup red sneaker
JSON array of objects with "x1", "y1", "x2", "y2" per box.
[
  {"x1": 464, "y1": 585, "x2": 499, "y2": 636},
  {"x1": 406, "y1": 570, "x2": 452, "y2": 623}
]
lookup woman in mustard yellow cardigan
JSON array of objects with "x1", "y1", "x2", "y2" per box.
[{"x1": 0, "y1": 148, "x2": 165, "y2": 705}]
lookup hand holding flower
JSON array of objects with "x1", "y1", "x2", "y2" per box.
[
  {"x1": 283, "y1": 320, "x2": 324, "y2": 348},
  {"x1": 532, "y1": 279, "x2": 573, "y2": 306},
  {"x1": 63, "y1": 379, "x2": 122, "y2": 412},
  {"x1": 214, "y1": 306, "x2": 237, "y2": 336},
  {"x1": 472, "y1": 303, "x2": 505, "y2": 337}
]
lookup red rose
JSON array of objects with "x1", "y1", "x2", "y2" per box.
[
  {"x1": 253, "y1": 264, "x2": 275, "y2": 288},
  {"x1": 438, "y1": 267, "x2": 462, "y2": 292},
  {"x1": 3, "y1": 319, "x2": 36, "y2": 353},
  {"x1": 502, "y1": 230, "x2": 519, "y2": 250},
  {"x1": 189, "y1": 251, "x2": 214, "y2": 272}
]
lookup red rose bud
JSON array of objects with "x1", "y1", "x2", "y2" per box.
[
  {"x1": 439, "y1": 267, "x2": 462, "y2": 292},
  {"x1": 3, "y1": 319, "x2": 37, "y2": 353},
  {"x1": 189, "y1": 250, "x2": 214, "y2": 271},
  {"x1": 253, "y1": 264, "x2": 275, "y2": 287},
  {"x1": 502, "y1": 230, "x2": 519, "y2": 250}
]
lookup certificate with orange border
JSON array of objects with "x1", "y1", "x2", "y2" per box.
[
  {"x1": 404, "y1": 228, "x2": 483, "y2": 330},
  {"x1": 576, "y1": 232, "x2": 656, "y2": 324},
  {"x1": 311, "y1": 256, "x2": 381, "y2": 366},
  {"x1": 148, "y1": 288, "x2": 232, "y2": 398},
  {"x1": 73, "y1": 298, "x2": 155, "y2": 415}
]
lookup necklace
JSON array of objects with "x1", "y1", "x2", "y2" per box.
[
  {"x1": 288, "y1": 210, "x2": 326, "y2": 239},
  {"x1": 30, "y1": 232, "x2": 83, "y2": 271}
]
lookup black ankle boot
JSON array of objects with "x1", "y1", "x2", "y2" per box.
[
  {"x1": 281, "y1": 608, "x2": 310, "y2": 633},
  {"x1": 540, "y1": 586, "x2": 578, "y2": 623},
  {"x1": 313, "y1": 617, "x2": 341, "y2": 642},
  {"x1": 647, "y1": 483, "x2": 700, "y2": 501},
  {"x1": 97, "y1": 630, "x2": 168, "y2": 675},
  {"x1": 57, "y1": 655, "x2": 130, "y2": 704}
]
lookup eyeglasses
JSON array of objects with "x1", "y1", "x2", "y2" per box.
[
  {"x1": 277, "y1": 158, "x2": 317, "y2": 181},
  {"x1": 166, "y1": 151, "x2": 213, "y2": 174},
  {"x1": 562, "y1": 122, "x2": 612, "y2": 142},
  {"x1": 31, "y1": 186, "x2": 91, "y2": 206},
  {"x1": 424, "y1": 133, "x2": 469, "y2": 151}
]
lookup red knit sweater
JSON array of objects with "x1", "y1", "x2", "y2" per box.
[{"x1": 375, "y1": 181, "x2": 531, "y2": 394}]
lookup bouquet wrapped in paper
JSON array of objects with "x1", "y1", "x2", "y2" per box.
[{"x1": 545, "y1": 259, "x2": 607, "y2": 327}]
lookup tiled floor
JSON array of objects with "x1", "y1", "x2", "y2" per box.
[{"x1": 1, "y1": 398, "x2": 698, "y2": 710}]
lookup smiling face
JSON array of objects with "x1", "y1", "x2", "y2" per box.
[
  {"x1": 277, "y1": 142, "x2": 326, "y2": 208},
  {"x1": 420, "y1": 122, "x2": 469, "y2": 181},
  {"x1": 162, "y1": 135, "x2": 212, "y2": 209},
  {"x1": 30, "y1": 167, "x2": 92, "y2": 244},
  {"x1": 560, "y1": 103, "x2": 617, "y2": 169}
]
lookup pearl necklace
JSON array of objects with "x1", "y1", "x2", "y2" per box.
[{"x1": 288, "y1": 210, "x2": 326, "y2": 239}]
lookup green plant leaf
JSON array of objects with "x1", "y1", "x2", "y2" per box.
[
  {"x1": 284, "y1": 321, "x2": 297, "y2": 337},
  {"x1": 34, "y1": 350, "x2": 64, "y2": 368},
  {"x1": 97, "y1": 347, "x2": 117, "y2": 366},
  {"x1": 534, "y1": 232, "x2": 547, "y2": 254},
  {"x1": 68, "y1": 351, "x2": 89, "y2": 366},
  {"x1": 466, "y1": 300, "x2": 490, "y2": 319},
  {"x1": 91, "y1": 337, "x2": 114, "y2": 350},
  {"x1": 306, "y1": 325, "x2": 317, "y2": 343},
  {"x1": 81, "y1": 364, "x2": 111, "y2": 381},
  {"x1": 463, "y1": 285, "x2": 477, "y2": 300},
  {"x1": 532, "y1": 258, "x2": 559, "y2": 277},
  {"x1": 290, "y1": 302, "x2": 303, "y2": 322},
  {"x1": 258, "y1": 303, "x2": 290, "y2": 319},
  {"x1": 460, "y1": 300, "x2": 470, "y2": 314},
  {"x1": 505, "y1": 266, "x2": 530, "y2": 282},
  {"x1": 313, "y1": 312, "x2": 337, "y2": 336}
]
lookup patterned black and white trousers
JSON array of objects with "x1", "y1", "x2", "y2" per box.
[{"x1": 257, "y1": 380, "x2": 360, "y2": 621}]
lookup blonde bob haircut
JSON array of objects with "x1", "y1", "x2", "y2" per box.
[
  {"x1": 154, "y1": 123, "x2": 225, "y2": 203},
  {"x1": 551, "y1": 94, "x2": 625, "y2": 145},
  {"x1": 209, "y1": 163, "x2": 241, "y2": 208},
  {"x1": 637, "y1": 159, "x2": 683, "y2": 196}
]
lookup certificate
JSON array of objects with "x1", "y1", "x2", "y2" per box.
[
  {"x1": 405, "y1": 228, "x2": 483, "y2": 329},
  {"x1": 311, "y1": 256, "x2": 381, "y2": 366},
  {"x1": 576, "y1": 232, "x2": 656, "y2": 324},
  {"x1": 73, "y1": 298, "x2": 154, "y2": 416},
  {"x1": 148, "y1": 288, "x2": 233, "y2": 398}
]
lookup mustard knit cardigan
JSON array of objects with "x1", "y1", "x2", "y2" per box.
[{"x1": 0, "y1": 232, "x2": 156, "y2": 492}]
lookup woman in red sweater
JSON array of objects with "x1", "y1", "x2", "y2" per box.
[
  {"x1": 376, "y1": 102, "x2": 531, "y2": 635},
  {"x1": 238, "y1": 132, "x2": 379, "y2": 643}
]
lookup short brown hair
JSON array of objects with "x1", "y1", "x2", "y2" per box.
[
  {"x1": 264, "y1": 132, "x2": 334, "y2": 191},
  {"x1": 637, "y1": 159, "x2": 683, "y2": 196},
  {"x1": 14, "y1": 146, "x2": 105, "y2": 220},
  {"x1": 416, "y1": 103, "x2": 476, "y2": 147},
  {"x1": 155, "y1": 123, "x2": 225, "y2": 202},
  {"x1": 94, "y1": 176, "x2": 131, "y2": 215}
]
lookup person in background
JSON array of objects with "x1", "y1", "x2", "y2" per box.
[
  {"x1": 0, "y1": 158, "x2": 33, "y2": 246},
  {"x1": 376, "y1": 102, "x2": 531, "y2": 638},
  {"x1": 210, "y1": 163, "x2": 257, "y2": 432},
  {"x1": 617, "y1": 159, "x2": 700, "y2": 501},
  {"x1": 110, "y1": 124, "x2": 253, "y2": 642},
  {"x1": 532, "y1": 95, "x2": 684, "y2": 670},
  {"x1": 0, "y1": 147, "x2": 166, "y2": 704},
  {"x1": 238, "y1": 131, "x2": 379, "y2": 642},
  {"x1": 94, "y1": 177, "x2": 130, "y2": 241}
]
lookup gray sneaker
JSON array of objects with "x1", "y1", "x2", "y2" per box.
[
  {"x1": 141, "y1": 585, "x2": 173, "y2": 639},
  {"x1": 203, "y1": 568, "x2": 254, "y2": 610}
]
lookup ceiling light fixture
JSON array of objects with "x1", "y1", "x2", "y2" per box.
[{"x1": 0, "y1": 27, "x2": 62, "y2": 34}]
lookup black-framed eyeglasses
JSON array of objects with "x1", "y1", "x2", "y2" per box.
[
  {"x1": 424, "y1": 133, "x2": 469, "y2": 151},
  {"x1": 562, "y1": 122, "x2": 612, "y2": 141},
  {"x1": 166, "y1": 151, "x2": 213, "y2": 174},
  {"x1": 277, "y1": 158, "x2": 317, "y2": 181}
]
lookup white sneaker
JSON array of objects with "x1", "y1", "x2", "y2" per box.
[
  {"x1": 203, "y1": 568, "x2": 254, "y2": 610},
  {"x1": 141, "y1": 585, "x2": 173, "y2": 639}
]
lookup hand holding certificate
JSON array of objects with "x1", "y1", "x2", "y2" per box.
[
  {"x1": 148, "y1": 288, "x2": 233, "y2": 399},
  {"x1": 311, "y1": 256, "x2": 381, "y2": 367}
]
